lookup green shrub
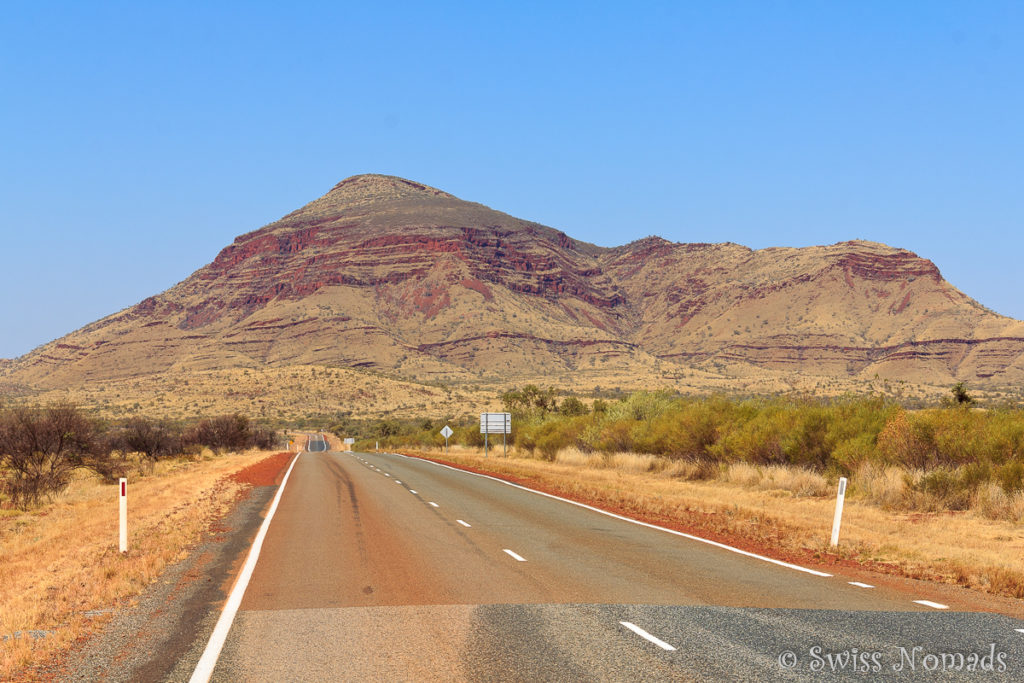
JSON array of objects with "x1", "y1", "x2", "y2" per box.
[
  {"x1": 338, "y1": 393, "x2": 1024, "y2": 509},
  {"x1": 456, "y1": 425, "x2": 484, "y2": 448},
  {"x1": 595, "y1": 419, "x2": 637, "y2": 454},
  {"x1": 912, "y1": 468, "x2": 972, "y2": 511},
  {"x1": 997, "y1": 461, "x2": 1024, "y2": 493},
  {"x1": 533, "y1": 417, "x2": 587, "y2": 461},
  {"x1": 559, "y1": 396, "x2": 588, "y2": 416}
]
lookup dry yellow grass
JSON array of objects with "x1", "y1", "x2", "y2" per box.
[
  {"x1": 0, "y1": 449, "x2": 276, "y2": 680},
  {"x1": 402, "y1": 445, "x2": 1024, "y2": 603}
]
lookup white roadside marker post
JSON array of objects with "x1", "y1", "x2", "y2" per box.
[
  {"x1": 119, "y1": 478, "x2": 128, "y2": 553},
  {"x1": 830, "y1": 476, "x2": 848, "y2": 547}
]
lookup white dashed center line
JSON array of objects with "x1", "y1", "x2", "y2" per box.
[
  {"x1": 395, "y1": 480, "x2": 402, "y2": 484},
  {"x1": 390, "y1": 452, "x2": 831, "y2": 578},
  {"x1": 913, "y1": 600, "x2": 949, "y2": 610},
  {"x1": 410, "y1": 490, "x2": 417, "y2": 494},
  {"x1": 456, "y1": 519, "x2": 471, "y2": 528},
  {"x1": 503, "y1": 549, "x2": 527, "y2": 562},
  {"x1": 1015, "y1": 629, "x2": 1024, "y2": 634},
  {"x1": 429, "y1": 502, "x2": 439, "y2": 508},
  {"x1": 619, "y1": 622, "x2": 676, "y2": 651},
  {"x1": 848, "y1": 582, "x2": 874, "y2": 588},
  {"x1": 384, "y1": 473, "x2": 391, "y2": 477}
]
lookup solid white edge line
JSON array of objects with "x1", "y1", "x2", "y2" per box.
[
  {"x1": 503, "y1": 548, "x2": 527, "y2": 562},
  {"x1": 189, "y1": 451, "x2": 301, "y2": 683},
  {"x1": 848, "y1": 581, "x2": 874, "y2": 588},
  {"x1": 457, "y1": 519, "x2": 471, "y2": 527},
  {"x1": 913, "y1": 600, "x2": 949, "y2": 610},
  {"x1": 387, "y1": 452, "x2": 832, "y2": 577},
  {"x1": 620, "y1": 621, "x2": 676, "y2": 651}
]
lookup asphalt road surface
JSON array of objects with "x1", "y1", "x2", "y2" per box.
[
  {"x1": 182, "y1": 447, "x2": 1024, "y2": 681},
  {"x1": 305, "y1": 433, "x2": 328, "y2": 452}
]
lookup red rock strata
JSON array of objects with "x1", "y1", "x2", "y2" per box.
[{"x1": 5, "y1": 174, "x2": 1023, "y2": 390}]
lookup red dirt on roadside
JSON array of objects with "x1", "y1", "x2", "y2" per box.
[{"x1": 229, "y1": 452, "x2": 295, "y2": 487}]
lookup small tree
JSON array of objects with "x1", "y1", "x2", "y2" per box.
[
  {"x1": 184, "y1": 414, "x2": 253, "y2": 452},
  {"x1": 0, "y1": 403, "x2": 106, "y2": 508},
  {"x1": 951, "y1": 381, "x2": 975, "y2": 406},
  {"x1": 113, "y1": 418, "x2": 182, "y2": 461},
  {"x1": 559, "y1": 396, "x2": 588, "y2": 416},
  {"x1": 501, "y1": 385, "x2": 559, "y2": 416},
  {"x1": 377, "y1": 419, "x2": 400, "y2": 438}
]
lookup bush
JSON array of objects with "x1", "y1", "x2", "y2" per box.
[
  {"x1": 559, "y1": 396, "x2": 588, "y2": 416},
  {"x1": 183, "y1": 414, "x2": 276, "y2": 452},
  {"x1": 456, "y1": 424, "x2": 484, "y2": 448},
  {"x1": 877, "y1": 411, "x2": 936, "y2": 468},
  {"x1": 108, "y1": 418, "x2": 182, "y2": 461},
  {"x1": 594, "y1": 419, "x2": 637, "y2": 454},
  {"x1": 606, "y1": 392, "x2": 673, "y2": 423},
  {"x1": 707, "y1": 400, "x2": 791, "y2": 465},
  {"x1": 911, "y1": 468, "x2": 973, "y2": 511},
  {"x1": 533, "y1": 416, "x2": 587, "y2": 461},
  {"x1": 996, "y1": 461, "x2": 1024, "y2": 494},
  {"x1": 0, "y1": 403, "x2": 109, "y2": 508}
]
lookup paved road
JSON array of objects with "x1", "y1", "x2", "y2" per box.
[
  {"x1": 193, "y1": 449, "x2": 1024, "y2": 681},
  {"x1": 305, "y1": 433, "x2": 328, "y2": 452}
]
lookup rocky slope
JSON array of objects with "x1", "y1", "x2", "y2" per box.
[{"x1": 5, "y1": 174, "x2": 1024, "y2": 393}]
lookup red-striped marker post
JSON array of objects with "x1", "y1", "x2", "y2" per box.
[
  {"x1": 830, "y1": 476, "x2": 848, "y2": 547},
  {"x1": 119, "y1": 477, "x2": 128, "y2": 553}
]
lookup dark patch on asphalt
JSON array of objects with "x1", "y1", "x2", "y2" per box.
[{"x1": 462, "y1": 605, "x2": 593, "y2": 682}]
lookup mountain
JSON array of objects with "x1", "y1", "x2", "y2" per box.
[{"x1": 5, "y1": 174, "x2": 1024, "y2": 406}]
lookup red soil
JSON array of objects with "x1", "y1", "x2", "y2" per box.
[{"x1": 229, "y1": 451, "x2": 295, "y2": 487}]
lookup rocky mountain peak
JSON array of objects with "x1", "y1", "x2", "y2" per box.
[
  {"x1": 292, "y1": 174, "x2": 457, "y2": 219},
  {"x1": 6, "y1": 175, "x2": 1024, "y2": 395}
]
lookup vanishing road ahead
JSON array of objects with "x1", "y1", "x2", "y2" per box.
[
  {"x1": 180, "y1": 446, "x2": 1024, "y2": 681},
  {"x1": 305, "y1": 433, "x2": 328, "y2": 452}
]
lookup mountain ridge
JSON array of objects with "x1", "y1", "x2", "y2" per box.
[{"x1": 4, "y1": 174, "x2": 1023, "y2": 403}]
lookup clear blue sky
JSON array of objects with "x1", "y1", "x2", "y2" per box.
[{"x1": 2, "y1": 1, "x2": 1022, "y2": 358}]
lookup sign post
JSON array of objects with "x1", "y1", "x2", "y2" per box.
[
  {"x1": 119, "y1": 477, "x2": 128, "y2": 554},
  {"x1": 440, "y1": 425, "x2": 453, "y2": 454},
  {"x1": 479, "y1": 413, "x2": 511, "y2": 458},
  {"x1": 830, "y1": 477, "x2": 848, "y2": 547}
]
